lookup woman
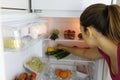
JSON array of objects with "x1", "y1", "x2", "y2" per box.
[{"x1": 56, "y1": 4, "x2": 120, "y2": 80}]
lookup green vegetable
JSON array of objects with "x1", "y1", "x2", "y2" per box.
[
  {"x1": 26, "y1": 57, "x2": 45, "y2": 73},
  {"x1": 53, "y1": 29, "x2": 59, "y2": 35},
  {"x1": 54, "y1": 49, "x2": 66, "y2": 57},
  {"x1": 45, "y1": 49, "x2": 70, "y2": 59},
  {"x1": 45, "y1": 51, "x2": 55, "y2": 56},
  {"x1": 50, "y1": 33, "x2": 59, "y2": 40},
  {"x1": 46, "y1": 49, "x2": 63, "y2": 56},
  {"x1": 55, "y1": 50, "x2": 70, "y2": 59},
  {"x1": 53, "y1": 49, "x2": 70, "y2": 59}
]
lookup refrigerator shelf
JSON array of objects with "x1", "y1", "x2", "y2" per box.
[
  {"x1": 42, "y1": 39, "x2": 90, "y2": 61},
  {"x1": 48, "y1": 33, "x2": 83, "y2": 41},
  {"x1": 49, "y1": 54, "x2": 93, "y2": 62}
]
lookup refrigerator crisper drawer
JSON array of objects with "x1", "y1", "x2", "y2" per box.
[
  {"x1": 2, "y1": 19, "x2": 48, "y2": 52},
  {"x1": 41, "y1": 60, "x2": 95, "y2": 80}
]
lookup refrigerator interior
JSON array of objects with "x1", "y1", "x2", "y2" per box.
[{"x1": 2, "y1": 16, "x2": 105, "y2": 80}]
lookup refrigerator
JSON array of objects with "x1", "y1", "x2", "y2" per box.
[{"x1": 0, "y1": 0, "x2": 115, "y2": 80}]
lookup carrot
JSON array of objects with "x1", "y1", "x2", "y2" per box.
[
  {"x1": 65, "y1": 70, "x2": 72, "y2": 78},
  {"x1": 59, "y1": 71, "x2": 68, "y2": 79},
  {"x1": 55, "y1": 68, "x2": 72, "y2": 79},
  {"x1": 55, "y1": 68, "x2": 62, "y2": 76}
]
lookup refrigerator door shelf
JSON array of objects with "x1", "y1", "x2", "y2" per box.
[
  {"x1": 4, "y1": 33, "x2": 48, "y2": 52},
  {"x1": 23, "y1": 56, "x2": 48, "y2": 80},
  {"x1": 2, "y1": 18, "x2": 48, "y2": 52}
]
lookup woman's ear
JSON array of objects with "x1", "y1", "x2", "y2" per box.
[{"x1": 86, "y1": 27, "x2": 93, "y2": 37}]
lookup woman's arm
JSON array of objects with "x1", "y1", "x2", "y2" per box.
[{"x1": 56, "y1": 45, "x2": 103, "y2": 60}]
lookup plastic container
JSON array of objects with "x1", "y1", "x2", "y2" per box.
[
  {"x1": 23, "y1": 56, "x2": 48, "y2": 80},
  {"x1": 2, "y1": 19, "x2": 48, "y2": 52},
  {"x1": 45, "y1": 60, "x2": 77, "y2": 80}
]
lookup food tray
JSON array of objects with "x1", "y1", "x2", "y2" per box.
[
  {"x1": 75, "y1": 62, "x2": 90, "y2": 80},
  {"x1": 23, "y1": 56, "x2": 48, "y2": 79},
  {"x1": 45, "y1": 61, "x2": 77, "y2": 80}
]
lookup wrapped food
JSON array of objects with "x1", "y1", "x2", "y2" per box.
[{"x1": 24, "y1": 57, "x2": 45, "y2": 73}]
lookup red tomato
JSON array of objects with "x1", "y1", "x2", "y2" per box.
[
  {"x1": 71, "y1": 30, "x2": 75, "y2": 33},
  {"x1": 30, "y1": 77, "x2": 36, "y2": 80},
  {"x1": 67, "y1": 30, "x2": 71, "y2": 33},
  {"x1": 64, "y1": 34, "x2": 69, "y2": 39},
  {"x1": 31, "y1": 72, "x2": 37, "y2": 78},
  {"x1": 64, "y1": 30, "x2": 68, "y2": 34},
  {"x1": 26, "y1": 75, "x2": 31, "y2": 80},
  {"x1": 18, "y1": 72, "x2": 28, "y2": 80}
]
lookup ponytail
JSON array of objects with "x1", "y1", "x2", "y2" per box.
[
  {"x1": 80, "y1": 4, "x2": 120, "y2": 44},
  {"x1": 108, "y1": 5, "x2": 120, "y2": 43}
]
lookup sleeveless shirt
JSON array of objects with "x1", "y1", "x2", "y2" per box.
[{"x1": 98, "y1": 43, "x2": 120, "y2": 80}]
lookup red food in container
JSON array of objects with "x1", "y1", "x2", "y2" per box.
[{"x1": 64, "y1": 30, "x2": 75, "y2": 39}]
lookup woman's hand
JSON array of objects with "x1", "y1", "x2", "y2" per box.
[{"x1": 55, "y1": 44, "x2": 68, "y2": 51}]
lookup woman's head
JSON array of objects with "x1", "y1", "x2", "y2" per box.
[{"x1": 80, "y1": 4, "x2": 120, "y2": 45}]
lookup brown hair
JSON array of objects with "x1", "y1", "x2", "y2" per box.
[{"x1": 80, "y1": 4, "x2": 120, "y2": 43}]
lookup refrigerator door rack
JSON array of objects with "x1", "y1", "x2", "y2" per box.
[{"x1": 2, "y1": 19, "x2": 48, "y2": 52}]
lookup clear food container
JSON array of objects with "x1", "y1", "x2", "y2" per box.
[
  {"x1": 2, "y1": 19, "x2": 48, "y2": 52},
  {"x1": 23, "y1": 56, "x2": 48, "y2": 80},
  {"x1": 44, "y1": 61, "x2": 77, "y2": 80},
  {"x1": 3, "y1": 27, "x2": 22, "y2": 51},
  {"x1": 43, "y1": 60, "x2": 95, "y2": 80}
]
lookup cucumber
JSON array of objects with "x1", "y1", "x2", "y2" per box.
[
  {"x1": 55, "y1": 51, "x2": 70, "y2": 59},
  {"x1": 45, "y1": 49, "x2": 64, "y2": 56},
  {"x1": 54, "y1": 49, "x2": 65, "y2": 57},
  {"x1": 46, "y1": 49, "x2": 70, "y2": 59},
  {"x1": 45, "y1": 51, "x2": 55, "y2": 56}
]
